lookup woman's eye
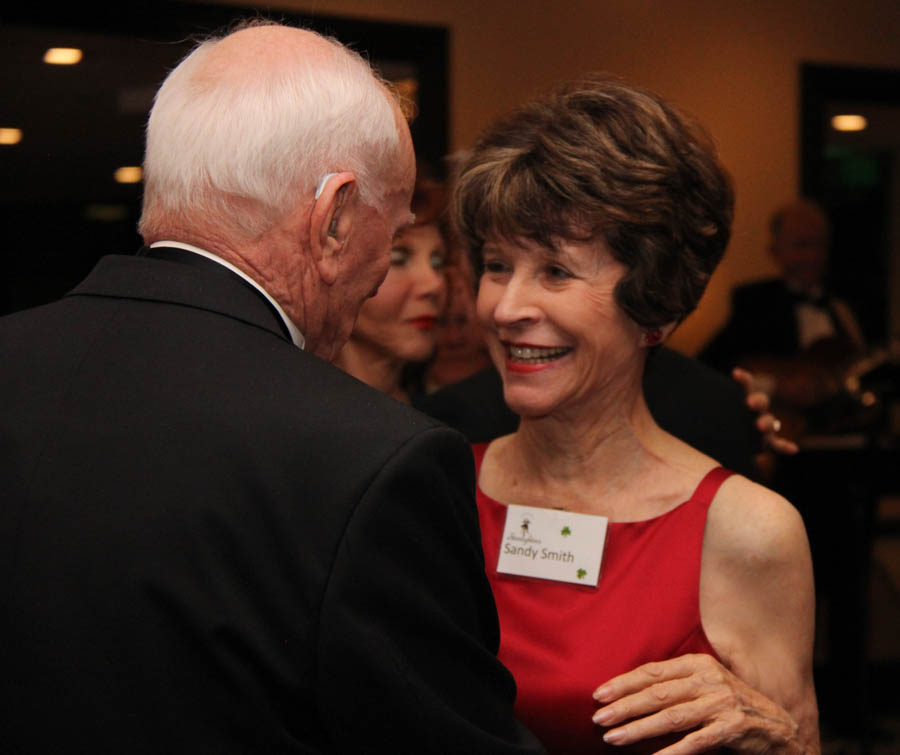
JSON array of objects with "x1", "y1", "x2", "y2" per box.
[
  {"x1": 483, "y1": 259, "x2": 508, "y2": 274},
  {"x1": 430, "y1": 252, "x2": 447, "y2": 271},
  {"x1": 546, "y1": 265, "x2": 572, "y2": 280},
  {"x1": 390, "y1": 249, "x2": 409, "y2": 266}
]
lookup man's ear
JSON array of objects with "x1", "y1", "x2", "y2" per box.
[{"x1": 309, "y1": 172, "x2": 357, "y2": 286}]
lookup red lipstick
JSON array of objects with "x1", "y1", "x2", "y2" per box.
[
  {"x1": 505, "y1": 358, "x2": 555, "y2": 374},
  {"x1": 409, "y1": 316, "x2": 437, "y2": 331}
]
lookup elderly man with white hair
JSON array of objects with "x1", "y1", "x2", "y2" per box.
[{"x1": 0, "y1": 22, "x2": 544, "y2": 754}]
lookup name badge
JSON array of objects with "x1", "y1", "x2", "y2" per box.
[{"x1": 497, "y1": 504, "x2": 608, "y2": 586}]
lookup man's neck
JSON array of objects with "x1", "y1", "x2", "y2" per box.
[{"x1": 149, "y1": 240, "x2": 305, "y2": 348}]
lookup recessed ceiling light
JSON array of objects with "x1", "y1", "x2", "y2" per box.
[
  {"x1": 0, "y1": 128, "x2": 23, "y2": 145},
  {"x1": 114, "y1": 166, "x2": 143, "y2": 184},
  {"x1": 831, "y1": 114, "x2": 868, "y2": 132},
  {"x1": 44, "y1": 48, "x2": 83, "y2": 65}
]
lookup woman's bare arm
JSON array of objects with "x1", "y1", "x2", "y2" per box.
[{"x1": 592, "y1": 475, "x2": 819, "y2": 754}]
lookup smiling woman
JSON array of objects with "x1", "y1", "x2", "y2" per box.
[
  {"x1": 335, "y1": 178, "x2": 450, "y2": 402},
  {"x1": 477, "y1": 236, "x2": 636, "y2": 418},
  {"x1": 454, "y1": 73, "x2": 820, "y2": 754}
]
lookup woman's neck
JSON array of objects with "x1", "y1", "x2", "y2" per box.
[
  {"x1": 520, "y1": 392, "x2": 652, "y2": 483},
  {"x1": 334, "y1": 340, "x2": 408, "y2": 403},
  {"x1": 488, "y1": 370, "x2": 683, "y2": 518}
]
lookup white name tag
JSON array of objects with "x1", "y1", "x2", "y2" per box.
[{"x1": 496, "y1": 504, "x2": 609, "y2": 586}]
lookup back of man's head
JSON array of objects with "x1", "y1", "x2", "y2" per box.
[{"x1": 139, "y1": 21, "x2": 402, "y2": 243}]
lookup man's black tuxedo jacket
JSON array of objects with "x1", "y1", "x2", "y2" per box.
[{"x1": 0, "y1": 252, "x2": 543, "y2": 754}]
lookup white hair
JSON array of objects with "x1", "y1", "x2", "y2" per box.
[{"x1": 139, "y1": 23, "x2": 403, "y2": 241}]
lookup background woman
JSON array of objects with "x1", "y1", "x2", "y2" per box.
[
  {"x1": 423, "y1": 250, "x2": 493, "y2": 393},
  {"x1": 454, "y1": 74, "x2": 819, "y2": 753},
  {"x1": 335, "y1": 179, "x2": 449, "y2": 402}
]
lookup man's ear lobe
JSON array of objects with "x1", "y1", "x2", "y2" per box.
[{"x1": 310, "y1": 172, "x2": 357, "y2": 285}]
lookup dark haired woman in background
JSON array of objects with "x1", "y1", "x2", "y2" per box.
[{"x1": 455, "y1": 75, "x2": 818, "y2": 753}]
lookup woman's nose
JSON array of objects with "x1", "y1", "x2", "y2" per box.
[
  {"x1": 492, "y1": 277, "x2": 540, "y2": 326},
  {"x1": 415, "y1": 263, "x2": 446, "y2": 301}
]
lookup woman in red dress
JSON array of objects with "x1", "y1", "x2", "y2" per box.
[{"x1": 453, "y1": 74, "x2": 819, "y2": 754}]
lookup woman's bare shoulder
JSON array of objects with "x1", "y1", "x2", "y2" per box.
[{"x1": 704, "y1": 473, "x2": 810, "y2": 569}]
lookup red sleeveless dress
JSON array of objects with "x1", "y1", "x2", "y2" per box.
[{"x1": 473, "y1": 443, "x2": 734, "y2": 754}]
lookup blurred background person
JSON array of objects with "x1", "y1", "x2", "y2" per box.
[
  {"x1": 335, "y1": 178, "x2": 449, "y2": 403},
  {"x1": 700, "y1": 198, "x2": 867, "y2": 438},
  {"x1": 701, "y1": 201, "x2": 878, "y2": 734},
  {"x1": 454, "y1": 73, "x2": 819, "y2": 753},
  {"x1": 422, "y1": 250, "x2": 493, "y2": 393}
]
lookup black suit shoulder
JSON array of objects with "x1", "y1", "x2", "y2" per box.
[
  {"x1": 730, "y1": 277, "x2": 792, "y2": 315},
  {"x1": 732, "y1": 277, "x2": 787, "y2": 298},
  {"x1": 643, "y1": 347, "x2": 759, "y2": 478},
  {"x1": 415, "y1": 368, "x2": 518, "y2": 443},
  {"x1": 700, "y1": 277, "x2": 798, "y2": 369}
]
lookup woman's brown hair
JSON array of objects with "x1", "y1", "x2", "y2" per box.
[{"x1": 453, "y1": 74, "x2": 734, "y2": 327}]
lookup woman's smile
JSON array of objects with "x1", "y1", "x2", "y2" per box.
[{"x1": 505, "y1": 342, "x2": 573, "y2": 372}]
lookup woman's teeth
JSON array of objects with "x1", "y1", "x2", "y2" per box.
[{"x1": 509, "y1": 345, "x2": 571, "y2": 363}]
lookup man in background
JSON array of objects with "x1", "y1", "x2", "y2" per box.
[
  {"x1": 701, "y1": 198, "x2": 866, "y2": 421},
  {"x1": 702, "y1": 198, "x2": 878, "y2": 738},
  {"x1": 0, "y1": 22, "x2": 542, "y2": 754}
]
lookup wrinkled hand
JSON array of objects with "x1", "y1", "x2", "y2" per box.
[
  {"x1": 732, "y1": 367, "x2": 798, "y2": 455},
  {"x1": 591, "y1": 654, "x2": 803, "y2": 754}
]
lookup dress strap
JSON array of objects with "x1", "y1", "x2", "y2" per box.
[{"x1": 691, "y1": 466, "x2": 736, "y2": 506}]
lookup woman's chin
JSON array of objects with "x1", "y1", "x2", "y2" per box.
[
  {"x1": 399, "y1": 343, "x2": 436, "y2": 364},
  {"x1": 502, "y1": 389, "x2": 556, "y2": 420}
]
